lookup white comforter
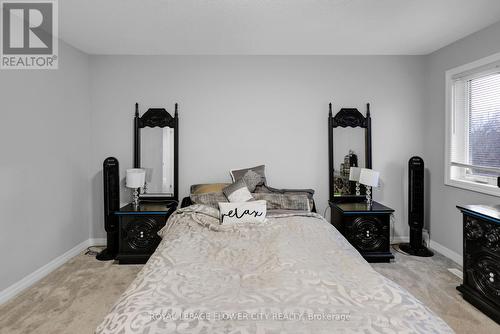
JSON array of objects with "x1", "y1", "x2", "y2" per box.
[{"x1": 96, "y1": 205, "x2": 453, "y2": 334}]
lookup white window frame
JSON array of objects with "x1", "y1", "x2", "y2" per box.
[{"x1": 445, "y1": 52, "x2": 500, "y2": 197}]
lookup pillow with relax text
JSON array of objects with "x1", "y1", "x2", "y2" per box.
[{"x1": 219, "y1": 200, "x2": 267, "y2": 224}]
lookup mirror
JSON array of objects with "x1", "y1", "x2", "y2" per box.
[
  {"x1": 328, "y1": 104, "x2": 372, "y2": 202},
  {"x1": 134, "y1": 104, "x2": 179, "y2": 201},
  {"x1": 333, "y1": 127, "x2": 365, "y2": 197},
  {"x1": 141, "y1": 127, "x2": 175, "y2": 196}
]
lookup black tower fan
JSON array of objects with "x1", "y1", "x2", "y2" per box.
[
  {"x1": 96, "y1": 157, "x2": 120, "y2": 261},
  {"x1": 399, "y1": 157, "x2": 434, "y2": 257}
]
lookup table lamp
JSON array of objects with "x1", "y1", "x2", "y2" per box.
[
  {"x1": 359, "y1": 168, "x2": 379, "y2": 205},
  {"x1": 349, "y1": 167, "x2": 362, "y2": 196},
  {"x1": 126, "y1": 168, "x2": 145, "y2": 206}
]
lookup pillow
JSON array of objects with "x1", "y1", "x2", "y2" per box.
[
  {"x1": 253, "y1": 184, "x2": 315, "y2": 210},
  {"x1": 223, "y1": 179, "x2": 254, "y2": 202},
  {"x1": 252, "y1": 193, "x2": 311, "y2": 212},
  {"x1": 191, "y1": 183, "x2": 230, "y2": 195},
  {"x1": 190, "y1": 192, "x2": 228, "y2": 209},
  {"x1": 219, "y1": 200, "x2": 267, "y2": 224},
  {"x1": 230, "y1": 165, "x2": 267, "y2": 185},
  {"x1": 242, "y1": 170, "x2": 264, "y2": 192}
]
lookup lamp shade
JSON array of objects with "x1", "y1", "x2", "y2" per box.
[
  {"x1": 359, "y1": 168, "x2": 380, "y2": 188},
  {"x1": 349, "y1": 167, "x2": 362, "y2": 182},
  {"x1": 126, "y1": 168, "x2": 145, "y2": 189}
]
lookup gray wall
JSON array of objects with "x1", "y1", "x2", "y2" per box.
[
  {"x1": 89, "y1": 55, "x2": 427, "y2": 240},
  {"x1": 4, "y1": 21, "x2": 500, "y2": 293},
  {"x1": 0, "y1": 41, "x2": 91, "y2": 291},
  {"x1": 424, "y1": 21, "x2": 500, "y2": 255}
]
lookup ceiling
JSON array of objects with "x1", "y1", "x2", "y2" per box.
[{"x1": 60, "y1": 0, "x2": 500, "y2": 55}]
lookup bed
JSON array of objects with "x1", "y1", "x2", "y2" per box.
[{"x1": 96, "y1": 203, "x2": 453, "y2": 334}]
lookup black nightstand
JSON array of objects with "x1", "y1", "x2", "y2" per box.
[
  {"x1": 457, "y1": 204, "x2": 500, "y2": 324},
  {"x1": 329, "y1": 201, "x2": 394, "y2": 263},
  {"x1": 115, "y1": 201, "x2": 177, "y2": 264}
]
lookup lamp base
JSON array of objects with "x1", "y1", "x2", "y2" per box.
[
  {"x1": 132, "y1": 188, "x2": 140, "y2": 206},
  {"x1": 365, "y1": 186, "x2": 372, "y2": 205}
]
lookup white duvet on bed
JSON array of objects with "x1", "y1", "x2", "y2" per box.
[{"x1": 96, "y1": 205, "x2": 454, "y2": 334}]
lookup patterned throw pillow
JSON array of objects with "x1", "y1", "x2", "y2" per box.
[
  {"x1": 230, "y1": 165, "x2": 267, "y2": 185},
  {"x1": 252, "y1": 193, "x2": 311, "y2": 211},
  {"x1": 242, "y1": 170, "x2": 264, "y2": 192},
  {"x1": 190, "y1": 192, "x2": 228, "y2": 209},
  {"x1": 223, "y1": 179, "x2": 254, "y2": 202},
  {"x1": 219, "y1": 200, "x2": 267, "y2": 224},
  {"x1": 253, "y1": 185, "x2": 315, "y2": 210}
]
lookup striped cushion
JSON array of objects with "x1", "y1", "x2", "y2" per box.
[
  {"x1": 190, "y1": 183, "x2": 230, "y2": 195},
  {"x1": 190, "y1": 192, "x2": 227, "y2": 208},
  {"x1": 252, "y1": 193, "x2": 311, "y2": 211}
]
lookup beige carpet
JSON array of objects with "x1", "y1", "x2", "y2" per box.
[{"x1": 0, "y1": 247, "x2": 498, "y2": 334}]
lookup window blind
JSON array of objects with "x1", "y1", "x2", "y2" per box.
[
  {"x1": 468, "y1": 72, "x2": 500, "y2": 176},
  {"x1": 446, "y1": 54, "x2": 500, "y2": 195}
]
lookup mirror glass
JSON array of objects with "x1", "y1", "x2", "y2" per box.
[
  {"x1": 140, "y1": 127, "x2": 175, "y2": 196},
  {"x1": 333, "y1": 127, "x2": 365, "y2": 197}
]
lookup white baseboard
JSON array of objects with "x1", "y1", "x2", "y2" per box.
[
  {"x1": 0, "y1": 239, "x2": 92, "y2": 305},
  {"x1": 429, "y1": 239, "x2": 462, "y2": 265},
  {"x1": 89, "y1": 238, "x2": 107, "y2": 246},
  {"x1": 391, "y1": 236, "x2": 409, "y2": 244},
  {"x1": 448, "y1": 268, "x2": 463, "y2": 279},
  {"x1": 0, "y1": 238, "x2": 107, "y2": 305},
  {"x1": 391, "y1": 236, "x2": 462, "y2": 265}
]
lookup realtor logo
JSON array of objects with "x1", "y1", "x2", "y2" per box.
[{"x1": 1, "y1": 0, "x2": 58, "y2": 69}]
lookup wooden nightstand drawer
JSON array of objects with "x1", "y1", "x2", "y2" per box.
[
  {"x1": 115, "y1": 202, "x2": 177, "y2": 264},
  {"x1": 330, "y1": 201, "x2": 394, "y2": 263},
  {"x1": 457, "y1": 205, "x2": 500, "y2": 324},
  {"x1": 344, "y1": 215, "x2": 390, "y2": 252},
  {"x1": 119, "y1": 216, "x2": 164, "y2": 255}
]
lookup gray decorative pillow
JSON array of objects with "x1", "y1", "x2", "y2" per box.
[
  {"x1": 190, "y1": 192, "x2": 228, "y2": 209},
  {"x1": 242, "y1": 170, "x2": 264, "y2": 192},
  {"x1": 253, "y1": 185, "x2": 315, "y2": 209},
  {"x1": 252, "y1": 193, "x2": 311, "y2": 211},
  {"x1": 230, "y1": 165, "x2": 267, "y2": 185},
  {"x1": 223, "y1": 179, "x2": 254, "y2": 202}
]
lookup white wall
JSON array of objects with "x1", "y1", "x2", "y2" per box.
[
  {"x1": 424, "y1": 21, "x2": 500, "y2": 256},
  {"x1": 89, "y1": 55, "x2": 427, "y2": 239},
  {"x1": 0, "y1": 41, "x2": 91, "y2": 291}
]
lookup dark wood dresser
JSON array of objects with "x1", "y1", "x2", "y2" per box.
[
  {"x1": 457, "y1": 204, "x2": 500, "y2": 324},
  {"x1": 330, "y1": 201, "x2": 394, "y2": 262},
  {"x1": 115, "y1": 202, "x2": 177, "y2": 264}
]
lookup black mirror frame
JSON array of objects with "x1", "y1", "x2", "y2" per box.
[
  {"x1": 328, "y1": 102, "x2": 372, "y2": 203},
  {"x1": 133, "y1": 102, "x2": 179, "y2": 201}
]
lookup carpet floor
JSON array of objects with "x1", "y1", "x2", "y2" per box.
[{"x1": 0, "y1": 247, "x2": 498, "y2": 334}]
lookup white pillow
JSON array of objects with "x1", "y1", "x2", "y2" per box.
[
  {"x1": 219, "y1": 200, "x2": 267, "y2": 224},
  {"x1": 222, "y1": 179, "x2": 253, "y2": 202}
]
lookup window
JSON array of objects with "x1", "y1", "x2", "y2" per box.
[{"x1": 445, "y1": 53, "x2": 500, "y2": 196}]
